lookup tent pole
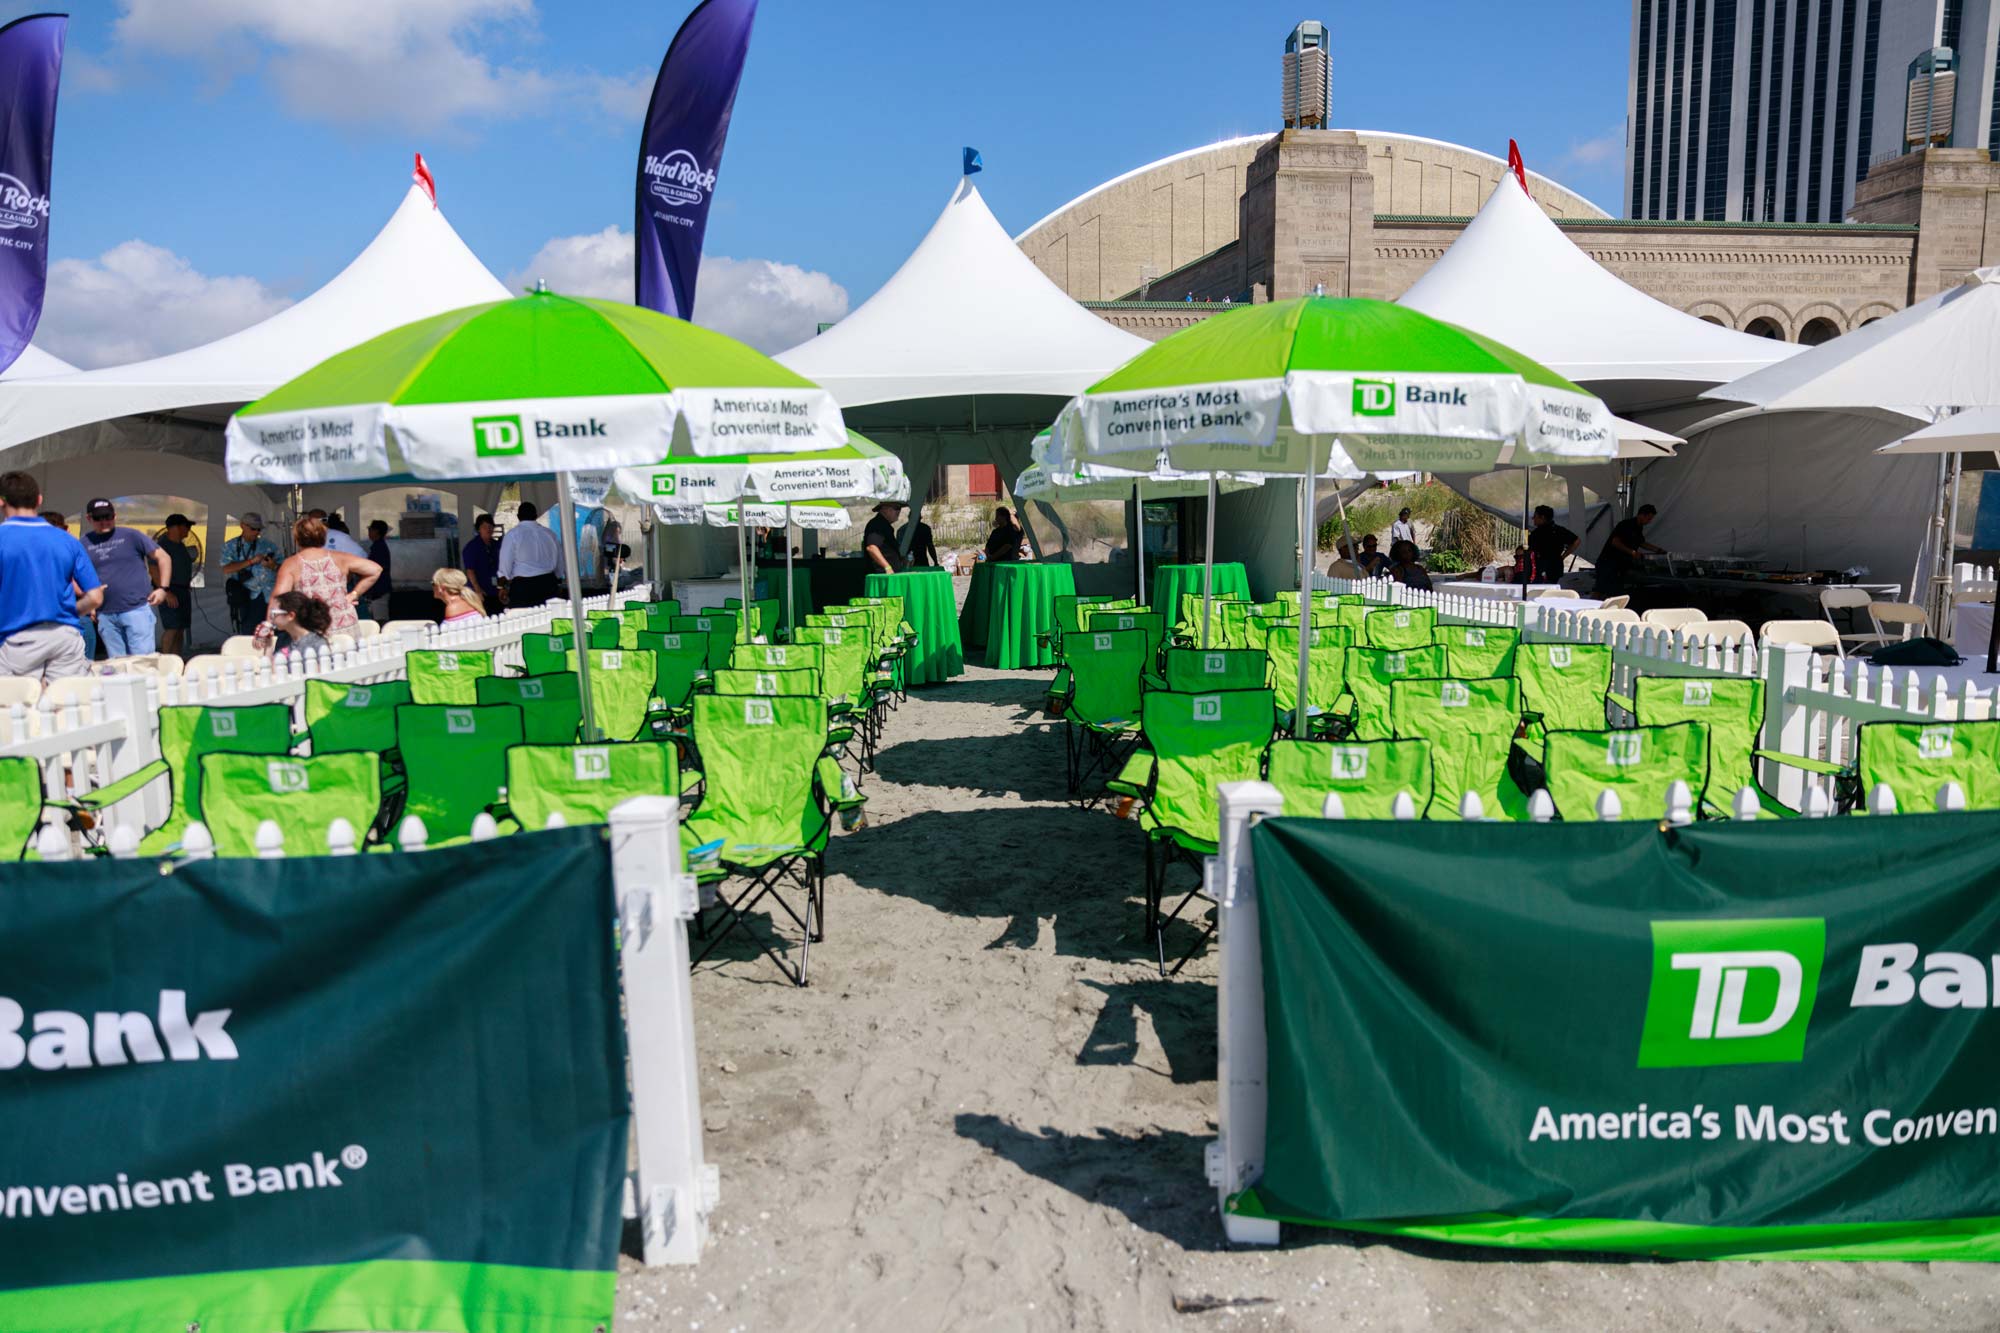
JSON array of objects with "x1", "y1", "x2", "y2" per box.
[
  {"x1": 1201, "y1": 474, "x2": 1217, "y2": 649},
  {"x1": 784, "y1": 502, "x2": 795, "y2": 640},
  {"x1": 1521, "y1": 463, "x2": 1532, "y2": 591},
  {"x1": 1295, "y1": 469, "x2": 1313, "y2": 737},
  {"x1": 1944, "y1": 451, "x2": 1965, "y2": 638},
  {"x1": 556, "y1": 471, "x2": 598, "y2": 742},
  {"x1": 739, "y1": 506, "x2": 752, "y2": 642},
  {"x1": 1135, "y1": 479, "x2": 1146, "y2": 609}
]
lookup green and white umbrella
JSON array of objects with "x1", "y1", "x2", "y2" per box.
[
  {"x1": 227, "y1": 288, "x2": 847, "y2": 739},
  {"x1": 653, "y1": 499, "x2": 852, "y2": 531},
  {"x1": 1054, "y1": 296, "x2": 1615, "y2": 730}
]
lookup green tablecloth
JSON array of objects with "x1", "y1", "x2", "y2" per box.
[
  {"x1": 755, "y1": 566, "x2": 815, "y2": 635},
  {"x1": 984, "y1": 562, "x2": 1076, "y2": 669},
  {"x1": 864, "y1": 568, "x2": 964, "y2": 686},
  {"x1": 1151, "y1": 562, "x2": 1251, "y2": 620},
  {"x1": 958, "y1": 561, "x2": 998, "y2": 650}
]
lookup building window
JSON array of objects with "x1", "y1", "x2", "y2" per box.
[
  {"x1": 1829, "y1": 0, "x2": 1857, "y2": 215},
  {"x1": 1650, "y1": 0, "x2": 1672, "y2": 216},
  {"x1": 1745, "y1": 0, "x2": 1768, "y2": 218},
  {"x1": 1706, "y1": 0, "x2": 1737, "y2": 218},
  {"x1": 1635, "y1": 0, "x2": 1654, "y2": 216},
  {"x1": 1856, "y1": 0, "x2": 1880, "y2": 176},
  {"x1": 1798, "y1": 317, "x2": 1841, "y2": 344},
  {"x1": 1782, "y1": 0, "x2": 1810, "y2": 221},
  {"x1": 1806, "y1": 0, "x2": 1835, "y2": 220},
  {"x1": 1687, "y1": 0, "x2": 1710, "y2": 219},
  {"x1": 1668, "y1": 0, "x2": 1690, "y2": 217}
]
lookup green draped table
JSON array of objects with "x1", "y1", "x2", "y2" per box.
[
  {"x1": 864, "y1": 567, "x2": 964, "y2": 686},
  {"x1": 958, "y1": 561, "x2": 998, "y2": 651},
  {"x1": 984, "y1": 562, "x2": 1076, "y2": 670},
  {"x1": 1150, "y1": 561, "x2": 1251, "y2": 620},
  {"x1": 755, "y1": 565, "x2": 815, "y2": 635}
]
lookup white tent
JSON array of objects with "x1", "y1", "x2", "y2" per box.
[{"x1": 2, "y1": 345, "x2": 75, "y2": 380}]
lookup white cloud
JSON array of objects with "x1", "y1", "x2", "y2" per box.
[
  {"x1": 39, "y1": 241, "x2": 293, "y2": 368},
  {"x1": 1562, "y1": 128, "x2": 1626, "y2": 169},
  {"x1": 507, "y1": 227, "x2": 850, "y2": 354},
  {"x1": 108, "y1": 0, "x2": 596, "y2": 132},
  {"x1": 588, "y1": 69, "x2": 655, "y2": 123}
]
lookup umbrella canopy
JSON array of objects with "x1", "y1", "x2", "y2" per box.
[
  {"x1": 225, "y1": 289, "x2": 846, "y2": 485},
  {"x1": 615, "y1": 429, "x2": 909, "y2": 507},
  {"x1": 1014, "y1": 430, "x2": 1263, "y2": 502},
  {"x1": 1494, "y1": 414, "x2": 1680, "y2": 465},
  {"x1": 653, "y1": 498, "x2": 852, "y2": 530},
  {"x1": 1054, "y1": 296, "x2": 1616, "y2": 477}
]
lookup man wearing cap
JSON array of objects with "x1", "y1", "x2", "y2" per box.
[
  {"x1": 81, "y1": 499, "x2": 173, "y2": 658},
  {"x1": 156, "y1": 513, "x2": 197, "y2": 657},
  {"x1": 220, "y1": 512, "x2": 280, "y2": 636},
  {"x1": 0, "y1": 472, "x2": 101, "y2": 682},
  {"x1": 863, "y1": 501, "x2": 906, "y2": 574}
]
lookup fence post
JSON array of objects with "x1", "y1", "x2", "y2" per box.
[
  {"x1": 94, "y1": 674, "x2": 168, "y2": 834},
  {"x1": 608, "y1": 795, "x2": 715, "y2": 1266},
  {"x1": 1208, "y1": 779, "x2": 1282, "y2": 1247},
  {"x1": 1760, "y1": 641, "x2": 1812, "y2": 810}
]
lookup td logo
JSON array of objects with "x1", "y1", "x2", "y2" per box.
[
  {"x1": 573, "y1": 747, "x2": 611, "y2": 782},
  {"x1": 1918, "y1": 725, "x2": 1955, "y2": 760},
  {"x1": 1682, "y1": 680, "x2": 1713, "y2": 707},
  {"x1": 652, "y1": 474, "x2": 678, "y2": 497},
  {"x1": 1353, "y1": 379, "x2": 1397, "y2": 417},
  {"x1": 1193, "y1": 695, "x2": 1223, "y2": 721},
  {"x1": 266, "y1": 761, "x2": 309, "y2": 795},
  {"x1": 1329, "y1": 745, "x2": 1369, "y2": 780},
  {"x1": 1606, "y1": 733, "x2": 1645, "y2": 767},
  {"x1": 1439, "y1": 680, "x2": 1470, "y2": 707},
  {"x1": 472, "y1": 414, "x2": 525, "y2": 458},
  {"x1": 745, "y1": 699, "x2": 775, "y2": 725},
  {"x1": 1203, "y1": 652, "x2": 1226, "y2": 674},
  {"x1": 1638, "y1": 918, "x2": 1825, "y2": 1067}
]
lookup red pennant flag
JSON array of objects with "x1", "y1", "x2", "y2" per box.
[
  {"x1": 413, "y1": 152, "x2": 437, "y2": 207},
  {"x1": 1506, "y1": 139, "x2": 1529, "y2": 196}
]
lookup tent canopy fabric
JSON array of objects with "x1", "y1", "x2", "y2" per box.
[
  {"x1": 1398, "y1": 175, "x2": 1797, "y2": 409},
  {"x1": 0, "y1": 184, "x2": 511, "y2": 472},
  {"x1": 1, "y1": 345, "x2": 74, "y2": 380}
]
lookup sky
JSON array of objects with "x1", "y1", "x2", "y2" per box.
[{"x1": 19, "y1": 0, "x2": 1632, "y2": 369}]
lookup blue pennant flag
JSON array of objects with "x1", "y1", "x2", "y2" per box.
[
  {"x1": 0, "y1": 15, "x2": 63, "y2": 376},
  {"x1": 962, "y1": 146, "x2": 983, "y2": 176}
]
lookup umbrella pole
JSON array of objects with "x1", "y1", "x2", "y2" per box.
[
  {"x1": 556, "y1": 471, "x2": 598, "y2": 742},
  {"x1": 740, "y1": 508, "x2": 753, "y2": 643},
  {"x1": 785, "y1": 502, "x2": 795, "y2": 641},
  {"x1": 1201, "y1": 474, "x2": 1217, "y2": 649},
  {"x1": 1296, "y1": 470, "x2": 1313, "y2": 737},
  {"x1": 1521, "y1": 463, "x2": 1532, "y2": 591},
  {"x1": 1135, "y1": 479, "x2": 1145, "y2": 608}
]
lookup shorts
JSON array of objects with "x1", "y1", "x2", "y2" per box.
[{"x1": 158, "y1": 587, "x2": 192, "y2": 630}]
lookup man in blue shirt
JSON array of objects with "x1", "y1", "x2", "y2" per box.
[
  {"x1": 81, "y1": 498, "x2": 173, "y2": 659},
  {"x1": 461, "y1": 512, "x2": 500, "y2": 604},
  {"x1": 219, "y1": 512, "x2": 279, "y2": 635},
  {"x1": 0, "y1": 472, "x2": 102, "y2": 681}
]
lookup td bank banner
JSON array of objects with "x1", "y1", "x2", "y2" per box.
[
  {"x1": 1239, "y1": 813, "x2": 2000, "y2": 1260},
  {"x1": 0, "y1": 828, "x2": 628, "y2": 1331}
]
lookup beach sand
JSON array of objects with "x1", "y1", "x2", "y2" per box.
[{"x1": 616, "y1": 663, "x2": 2000, "y2": 1331}]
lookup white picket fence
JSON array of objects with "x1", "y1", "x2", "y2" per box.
[
  {"x1": 1314, "y1": 575, "x2": 1999, "y2": 811},
  {"x1": 2, "y1": 588, "x2": 650, "y2": 838},
  {"x1": 37, "y1": 792, "x2": 719, "y2": 1267}
]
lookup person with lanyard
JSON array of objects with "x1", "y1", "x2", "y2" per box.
[
  {"x1": 1594, "y1": 504, "x2": 1665, "y2": 598},
  {"x1": 0, "y1": 472, "x2": 102, "y2": 682},
  {"x1": 220, "y1": 512, "x2": 280, "y2": 636},
  {"x1": 1524, "y1": 504, "x2": 1578, "y2": 587},
  {"x1": 155, "y1": 513, "x2": 196, "y2": 657},
  {"x1": 461, "y1": 512, "x2": 501, "y2": 605},
  {"x1": 862, "y1": 501, "x2": 906, "y2": 574},
  {"x1": 80, "y1": 498, "x2": 174, "y2": 658},
  {"x1": 497, "y1": 501, "x2": 564, "y2": 607}
]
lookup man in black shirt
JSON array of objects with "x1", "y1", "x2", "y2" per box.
[
  {"x1": 863, "y1": 501, "x2": 906, "y2": 573},
  {"x1": 1524, "y1": 505, "x2": 1578, "y2": 586},
  {"x1": 1594, "y1": 504, "x2": 1663, "y2": 597}
]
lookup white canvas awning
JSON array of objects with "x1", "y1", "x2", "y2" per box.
[
  {"x1": 0, "y1": 184, "x2": 511, "y2": 471},
  {"x1": 2, "y1": 345, "x2": 74, "y2": 380},
  {"x1": 1398, "y1": 174, "x2": 1797, "y2": 410}
]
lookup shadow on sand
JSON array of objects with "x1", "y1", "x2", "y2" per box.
[{"x1": 1076, "y1": 977, "x2": 1214, "y2": 1084}]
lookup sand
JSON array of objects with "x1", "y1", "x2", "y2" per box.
[{"x1": 614, "y1": 663, "x2": 2000, "y2": 1331}]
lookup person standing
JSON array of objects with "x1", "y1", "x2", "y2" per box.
[
  {"x1": 316, "y1": 511, "x2": 369, "y2": 558},
  {"x1": 0, "y1": 473, "x2": 102, "y2": 681},
  {"x1": 364, "y1": 520, "x2": 394, "y2": 620},
  {"x1": 271, "y1": 516, "x2": 378, "y2": 635},
  {"x1": 461, "y1": 513, "x2": 501, "y2": 604},
  {"x1": 1388, "y1": 539, "x2": 1434, "y2": 591},
  {"x1": 42, "y1": 512, "x2": 97, "y2": 661},
  {"x1": 1390, "y1": 507, "x2": 1417, "y2": 551},
  {"x1": 862, "y1": 501, "x2": 906, "y2": 574},
  {"x1": 1524, "y1": 505, "x2": 1579, "y2": 586},
  {"x1": 220, "y1": 513, "x2": 280, "y2": 636},
  {"x1": 81, "y1": 498, "x2": 173, "y2": 658},
  {"x1": 902, "y1": 515, "x2": 938, "y2": 568},
  {"x1": 1594, "y1": 504, "x2": 1665, "y2": 598},
  {"x1": 155, "y1": 513, "x2": 196, "y2": 657},
  {"x1": 984, "y1": 506, "x2": 1025, "y2": 563},
  {"x1": 497, "y1": 501, "x2": 563, "y2": 607}
]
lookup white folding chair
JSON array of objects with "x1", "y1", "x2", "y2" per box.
[
  {"x1": 1575, "y1": 608, "x2": 1640, "y2": 625},
  {"x1": 1821, "y1": 587, "x2": 1889, "y2": 651},
  {"x1": 349, "y1": 620, "x2": 382, "y2": 639},
  {"x1": 1641, "y1": 607, "x2": 1705, "y2": 629},
  {"x1": 379, "y1": 619, "x2": 435, "y2": 638},
  {"x1": 1866, "y1": 601, "x2": 1929, "y2": 645},
  {"x1": 220, "y1": 634, "x2": 262, "y2": 658},
  {"x1": 1596, "y1": 594, "x2": 1631, "y2": 610},
  {"x1": 1531, "y1": 587, "x2": 1579, "y2": 601},
  {"x1": 1687, "y1": 618, "x2": 1754, "y2": 645},
  {"x1": 103, "y1": 653, "x2": 183, "y2": 678},
  {"x1": 1762, "y1": 619, "x2": 1844, "y2": 657},
  {"x1": 0, "y1": 676, "x2": 41, "y2": 709}
]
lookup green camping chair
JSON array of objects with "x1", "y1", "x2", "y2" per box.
[
  {"x1": 1856, "y1": 718, "x2": 2000, "y2": 813},
  {"x1": 476, "y1": 672, "x2": 583, "y2": 745},
  {"x1": 672, "y1": 612, "x2": 738, "y2": 666},
  {"x1": 1161, "y1": 647, "x2": 1269, "y2": 693},
  {"x1": 1217, "y1": 601, "x2": 1285, "y2": 650},
  {"x1": 1364, "y1": 605, "x2": 1437, "y2": 651},
  {"x1": 197, "y1": 751, "x2": 384, "y2": 855},
  {"x1": 1060, "y1": 628, "x2": 1150, "y2": 800},
  {"x1": 1516, "y1": 642, "x2": 1613, "y2": 734},
  {"x1": 1266, "y1": 737, "x2": 1434, "y2": 819},
  {"x1": 0, "y1": 755, "x2": 50, "y2": 860},
  {"x1": 794, "y1": 626, "x2": 883, "y2": 768},
  {"x1": 644, "y1": 600, "x2": 683, "y2": 632},
  {"x1": 521, "y1": 631, "x2": 574, "y2": 677},
  {"x1": 1247, "y1": 610, "x2": 1337, "y2": 652},
  {"x1": 710, "y1": 666, "x2": 823, "y2": 698},
  {"x1": 1391, "y1": 676, "x2": 1528, "y2": 820},
  {"x1": 1434, "y1": 623, "x2": 1521, "y2": 679},
  {"x1": 566, "y1": 647, "x2": 659, "y2": 740},
  {"x1": 1343, "y1": 645, "x2": 1447, "y2": 741},
  {"x1": 554, "y1": 616, "x2": 625, "y2": 649},
  {"x1": 1631, "y1": 675, "x2": 1803, "y2": 816},
  {"x1": 685, "y1": 693, "x2": 862, "y2": 987},
  {"x1": 1049, "y1": 594, "x2": 1116, "y2": 659},
  {"x1": 1176, "y1": 592, "x2": 1247, "y2": 645},
  {"x1": 732, "y1": 642, "x2": 823, "y2": 675},
  {"x1": 1084, "y1": 608, "x2": 1165, "y2": 675},
  {"x1": 76, "y1": 703, "x2": 296, "y2": 854},
  {"x1": 1541, "y1": 722, "x2": 1711, "y2": 822},
  {"x1": 406, "y1": 649, "x2": 495, "y2": 705},
  {"x1": 502, "y1": 741, "x2": 681, "y2": 830},
  {"x1": 1137, "y1": 687, "x2": 1276, "y2": 976},
  {"x1": 394, "y1": 703, "x2": 523, "y2": 844},
  {"x1": 305, "y1": 679, "x2": 412, "y2": 758},
  {"x1": 636, "y1": 630, "x2": 711, "y2": 717},
  {"x1": 1265, "y1": 624, "x2": 1350, "y2": 735}
]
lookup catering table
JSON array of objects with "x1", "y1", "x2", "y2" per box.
[
  {"x1": 958, "y1": 560, "x2": 999, "y2": 651},
  {"x1": 984, "y1": 562, "x2": 1076, "y2": 669},
  {"x1": 1436, "y1": 580, "x2": 1575, "y2": 602},
  {"x1": 1151, "y1": 562, "x2": 1250, "y2": 620},
  {"x1": 864, "y1": 567, "x2": 963, "y2": 686}
]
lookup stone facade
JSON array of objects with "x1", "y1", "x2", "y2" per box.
[{"x1": 1021, "y1": 130, "x2": 2000, "y2": 345}]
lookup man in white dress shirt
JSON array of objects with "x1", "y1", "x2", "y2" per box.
[
  {"x1": 1389, "y1": 507, "x2": 1416, "y2": 551},
  {"x1": 497, "y1": 501, "x2": 565, "y2": 608}
]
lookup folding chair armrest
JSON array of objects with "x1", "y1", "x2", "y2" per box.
[
  {"x1": 816, "y1": 756, "x2": 864, "y2": 810},
  {"x1": 71, "y1": 760, "x2": 169, "y2": 810},
  {"x1": 1604, "y1": 691, "x2": 1635, "y2": 715},
  {"x1": 1106, "y1": 748, "x2": 1155, "y2": 799},
  {"x1": 1751, "y1": 748, "x2": 1847, "y2": 778}
]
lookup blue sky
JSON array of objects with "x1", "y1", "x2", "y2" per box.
[{"x1": 21, "y1": 0, "x2": 1631, "y2": 365}]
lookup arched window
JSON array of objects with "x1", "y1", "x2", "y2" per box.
[
  {"x1": 1797, "y1": 317, "x2": 1841, "y2": 346},
  {"x1": 1744, "y1": 317, "x2": 1785, "y2": 340}
]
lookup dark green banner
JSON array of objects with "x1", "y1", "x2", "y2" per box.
[
  {"x1": 1240, "y1": 811, "x2": 2000, "y2": 1259},
  {"x1": 0, "y1": 827, "x2": 628, "y2": 1331}
]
